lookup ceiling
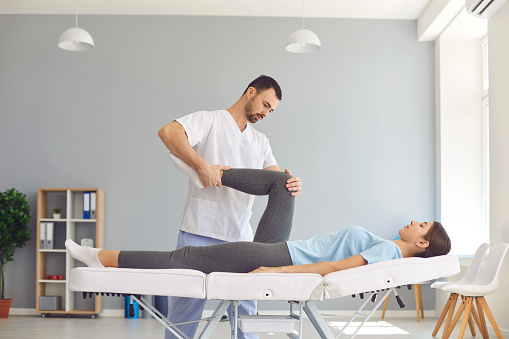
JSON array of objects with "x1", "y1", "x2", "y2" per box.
[
  {"x1": 1, "y1": 0, "x2": 486, "y2": 40},
  {"x1": 1, "y1": 0, "x2": 434, "y2": 19}
]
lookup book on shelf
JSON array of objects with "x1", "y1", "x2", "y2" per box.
[
  {"x1": 83, "y1": 192, "x2": 91, "y2": 219},
  {"x1": 90, "y1": 192, "x2": 96, "y2": 219},
  {"x1": 46, "y1": 222, "x2": 54, "y2": 249},
  {"x1": 39, "y1": 222, "x2": 54, "y2": 249},
  {"x1": 40, "y1": 222, "x2": 46, "y2": 249}
]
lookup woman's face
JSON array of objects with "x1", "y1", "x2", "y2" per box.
[{"x1": 400, "y1": 220, "x2": 433, "y2": 242}]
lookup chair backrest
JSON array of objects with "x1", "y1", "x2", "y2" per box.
[
  {"x1": 475, "y1": 242, "x2": 509, "y2": 286},
  {"x1": 456, "y1": 243, "x2": 490, "y2": 285}
]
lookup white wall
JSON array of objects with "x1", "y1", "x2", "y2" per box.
[{"x1": 487, "y1": 2, "x2": 509, "y2": 332}]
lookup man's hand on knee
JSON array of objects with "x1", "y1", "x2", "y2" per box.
[
  {"x1": 199, "y1": 164, "x2": 231, "y2": 188},
  {"x1": 285, "y1": 169, "x2": 302, "y2": 196}
]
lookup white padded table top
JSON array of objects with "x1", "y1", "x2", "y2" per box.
[
  {"x1": 321, "y1": 254, "x2": 460, "y2": 298},
  {"x1": 206, "y1": 272, "x2": 324, "y2": 301},
  {"x1": 69, "y1": 254, "x2": 460, "y2": 301},
  {"x1": 69, "y1": 267, "x2": 207, "y2": 299}
]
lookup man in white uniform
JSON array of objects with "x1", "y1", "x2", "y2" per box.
[{"x1": 158, "y1": 75, "x2": 302, "y2": 339}]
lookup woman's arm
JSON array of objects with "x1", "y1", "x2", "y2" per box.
[{"x1": 250, "y1": 254, "x2": 367, "y2": 276}]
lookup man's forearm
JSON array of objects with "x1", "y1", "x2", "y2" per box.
[
  {"x1": 158, "y1": 121, "x2": 207, "y2": 172},
  {"x1": 264, "y1": 165, "x2": 282, "y2": 171}
]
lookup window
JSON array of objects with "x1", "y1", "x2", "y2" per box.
[
  {"x1": 482, "y1": 36, "x2": 489, "y2": 96},
  {"x1": 436, "y1": 33, "x2": 488, "y2": 255},
  {"x1": 482, "y1": 36, "x2": 490, "y2": 243}
]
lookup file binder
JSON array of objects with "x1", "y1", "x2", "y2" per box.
[
  {"x1": 40, "y1": 222, "x2": 46, "y2": 249},
  {"x1": 90, "y1": 192, "x2": 97, "y2": 219},
  {"x1": 83, "y1": 192, "x2": 91, "y2": 219},
  {"x1": 46, "y1": 222, "x2": 54, "y2": 249}
]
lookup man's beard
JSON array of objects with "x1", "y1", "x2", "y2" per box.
[{"x1": 245, "y1": 98, "x2": 262, "y2": 123}]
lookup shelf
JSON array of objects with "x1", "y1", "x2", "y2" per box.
[
  {"x1": 40, "y1": 310, "x2": 97, "y2": 315},
  {"x1": 36, "y1": 188, "x2": 104, "y2": 315},
  {"x1": 40, "y1": 219, "x2": 97, "y2": 222}
]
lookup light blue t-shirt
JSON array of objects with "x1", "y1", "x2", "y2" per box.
[{"x1": 286, "y1": 226, "x2": 402, "y2": 266}]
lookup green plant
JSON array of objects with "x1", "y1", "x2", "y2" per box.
[
  {"x1": 52, "y1": 207, "x2": 61, "y2": 214},
  {"x1": 0, "y1": 189, "x2": 31, "y2": 300}
]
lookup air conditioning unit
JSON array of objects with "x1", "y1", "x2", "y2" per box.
[{"x1": 465, "y1": 0, "x2": 508, "y2": 18}]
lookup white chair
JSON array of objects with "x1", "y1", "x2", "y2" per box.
[
  {"x1": 431, "y1": 243, "x2": 490, "y2": 337},
  {"x1": 441, "y1": 242, "x2": 509, "y2": 339}
]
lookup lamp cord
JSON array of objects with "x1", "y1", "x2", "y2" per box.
[
  {"x1": 301, "y1": 0, "x2": 305, "y2": 28},
  {"x1": 75, "y1": 0, "x2": 78, "y2": 27}
]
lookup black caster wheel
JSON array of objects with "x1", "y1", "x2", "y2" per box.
[
  {"x1": 90, "y1": 314, "x2": 97, "y2": 319},
  {"x1": 41, "y1": 313, "x2": 47, "y2": 318},
  {"x1": 66, "y1": 314, "x2": 71, "y2": 318}
]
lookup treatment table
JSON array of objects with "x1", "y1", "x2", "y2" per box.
[{"x1": 69, "y1": 254, "x2": 460, "y2": 338}]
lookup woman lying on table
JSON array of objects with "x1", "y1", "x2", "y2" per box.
[{"x1": 67, "y1": 168, "x2": 451, "y2": 276}]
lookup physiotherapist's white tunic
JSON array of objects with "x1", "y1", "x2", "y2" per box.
[{"x1": 176, "y1": 110, "x2": 277, "y2": 242}]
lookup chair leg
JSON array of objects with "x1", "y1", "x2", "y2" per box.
[
  {"x1": 442, "y1": 293, "x2": 459, "y2": 338},
  {"x1": 418, "y1": 284, "x2": 424, "y2": 319},
  {"x1": 467, "y1": 313, "x2": 477, "y2": 337},
  {"x1": 478, "y1": 296, "x2": 504, "y2": 339},
  {"x1": 460, "y1": 296, "x2": 477, "y2": 337},
  {"x1": 442, "y1": 295, "x2": 466, "y2": 339},
  {"x1": 432, "y1": 293, "x2": 453, "y2": 337},
  {"x1": 470, "y1": 300, "x2": 488, "y2": 339},
  {"x1": 457, "y1": 297, "x2": 474, "y2": 339},
  {"x1": 381, "y1": 295, "x2": 388, "y2": 319},
  {"x1": 415, "y1": 284, "x2": 421, "y2": 322},
  {"x1": 475, "y1": 297, "x2": 490, "y2": 339}
]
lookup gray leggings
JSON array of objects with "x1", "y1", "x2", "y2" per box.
[{"x1": 118, "y1": 169, "x2": 295, "y2": 273}]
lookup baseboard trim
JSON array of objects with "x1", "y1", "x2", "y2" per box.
[
  {"x1": 99, "y1": 309, "x2": 125, "y2": 317},
  {"x1": 487, "y1": 324, "x2": 509, "y2": 336},
  {"x1": 9, "y1": 308, "x2": 124, "y2": 317},
  {"x1": 11, "y1": 308, "x2": 434, "y2": 318},
  {"x1": 9, "y1": 308, "x2": 39, "y2": 316}
]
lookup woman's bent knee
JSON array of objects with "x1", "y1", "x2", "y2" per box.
[{"x1": 271, "y1": 172, "x2": 293, "y2": 192}]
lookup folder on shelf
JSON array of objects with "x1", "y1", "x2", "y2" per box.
[
  {"x1": 46, "y1": 222, "x2": 54, "y2": 249},
  {"x1": 90, "y1": 192, "x2": 97, "y2": 219},
  {"x1": 83, "y1": 191, "x2": 91, "y2": 219},
  {"x1": 40, "y1": 222, "x2": 46, "y2": 249}
]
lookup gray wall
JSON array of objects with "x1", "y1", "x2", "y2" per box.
[{"x1": 0, "y1": 14, "x2": 435, "y2": 311}]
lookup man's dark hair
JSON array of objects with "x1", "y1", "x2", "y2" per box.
[{"x1": 242, "y1": 75, "x2": 282, "y2": 101}]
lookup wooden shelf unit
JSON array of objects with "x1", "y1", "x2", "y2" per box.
[{"x1": 36, "y1": 188, "x2": 104, "y2": 317}]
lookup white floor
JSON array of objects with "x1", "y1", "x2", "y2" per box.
[{"x1": 0, "y1": 314, "x2": 502, "y2": 339}]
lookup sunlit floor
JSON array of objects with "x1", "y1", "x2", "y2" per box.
[{"x1": 0, "y1": 314, "x2": 502, "y2": 338}]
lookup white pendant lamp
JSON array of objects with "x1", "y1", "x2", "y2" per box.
[
  {"x1": 286, "y1": 29, "x2": 321, "y2": 53},
  {"x1": 285, "y1": 0, "x2": 321, "y2": 53},
  {"x1": 58, "y1": 0, "x2": 94, "y2": 51}
]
